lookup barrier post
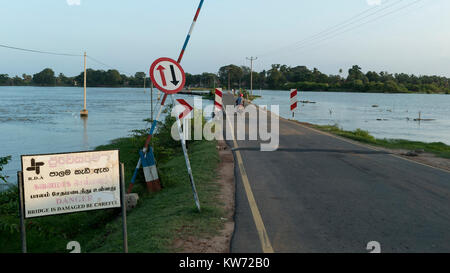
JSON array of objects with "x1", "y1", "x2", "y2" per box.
[{"x1": 120, "y1": 163, "x2": 128, "y2": 253}]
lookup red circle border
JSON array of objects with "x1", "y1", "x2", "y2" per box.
[{"x1": 149, "y1": 57, "x2": 186, "y2": 95}]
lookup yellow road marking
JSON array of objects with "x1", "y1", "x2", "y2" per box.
[{"x1": 225, "y1": 112, "x2": 274, "y2": 253}]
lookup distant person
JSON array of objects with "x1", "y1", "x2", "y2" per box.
[
  {"x1": 236, "y1": 93, "x2": 244, "y2": 112},
  {"x1": 235, "y1": 93, "x2": 243, "y2": 105}
]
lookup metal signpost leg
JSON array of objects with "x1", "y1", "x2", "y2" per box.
[
  {"x1": 171, "y1": 95, "x2": 201, "y2": 212},
  {"x1": 120, "y1": 163, "x2": 128, "y2": 253},
  {"x1": 17, "y1": 171, "x2": 27, "y2": 253}
]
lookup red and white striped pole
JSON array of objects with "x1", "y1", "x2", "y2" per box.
[
  {"x1": 177, "y1": 0, "x2": 204, "y2": 63},
  {"x1": 129, "y1": 0, "x2": 205, "y2": 196},
  {"x1": 290, "y1": 89, "x2": 298, "y2": 118},
  {"x1": 214, "y1": 88, "x2": 223, "y2": 112}
]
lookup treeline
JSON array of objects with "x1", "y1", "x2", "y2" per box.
[
  {"x1": 2, "y1": 65, "x2": 450, "y2": 93},
  {"x1": 0, "y1": 68, "x2": 149, "y2": 87},
  {"x1": 188, "y1": 64, "x2": 450, "y2": 94}
]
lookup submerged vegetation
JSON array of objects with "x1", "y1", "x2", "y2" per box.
[{"x1": 0, "y1": 156, "x2": 11, "y2": 184}]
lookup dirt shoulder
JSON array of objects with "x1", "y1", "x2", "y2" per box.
[{"x1": 173, "y1": 140, "x2": 235, "y2": 253}]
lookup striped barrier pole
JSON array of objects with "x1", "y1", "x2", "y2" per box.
[
  {"x1": 139, "y1": 148, "x2": 161, "y2": 192},
  {"x1": 290, "y1": 89, "x2": 297, "y2": 118},
  {"x1": 177, "y1": 0, "x2": 205, "y2": 63},
  {"x1": 214, "y1": 88, "x2": 223, "y2": 112},
  {"x1": 129, "y1": 0, "x2": 205, "y2": 201}
]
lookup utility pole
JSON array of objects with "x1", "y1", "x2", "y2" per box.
[
  {"x1": 80, "y1": 52, "x2": 88, "y2": 117},
  {"x1": 228, "y1": 68, "x2": 231, "y2": 93},
  {"x1": 246, "y1": 56, "x2": 257, "y2": 96}
]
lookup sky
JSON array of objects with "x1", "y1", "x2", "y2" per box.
[{"x1": 1, "y1": 0, "x2": 449, "y2": 77}]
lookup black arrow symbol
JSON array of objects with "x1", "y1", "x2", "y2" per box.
[{"x1": 170, "y1": 65, "x2": 179, "y2": 86}]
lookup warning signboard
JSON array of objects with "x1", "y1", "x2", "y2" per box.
[
  {"x1": 150, "y1": 57, "x2": 186, "y2": 94},
  {"x1": 20, "y1": 150, "x2": 121, "y2": 218}
]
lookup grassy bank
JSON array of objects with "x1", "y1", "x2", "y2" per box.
[
  {"x1": 307, "y1": 123, "x2": 450, "y2": 159},
  {"x1": 0, "y1": 114, "x2": 225, "y2": 253}
]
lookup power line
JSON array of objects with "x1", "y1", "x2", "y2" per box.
[
  {"x1": 258, "y1": 0, "x2": 405, "y2": 58},
  {"x1": 224, "y1": 0, "x2": 403, "y2": 66},
  {"x1": 0, "y1": 43, "x2": 82, "y2": 57},
  {"x1": 86, "y1": 55, "x2": 131, "y2": 75},
  {"x1": 277, "y1": 0, "x2": 425, "y2": 58},
  {"x1": 0, "y1": 42, "x2": 131, "y2": 75}
]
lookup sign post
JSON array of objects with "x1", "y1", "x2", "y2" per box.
[
  {"x1": 148, "y1": 57, "x2": 201, "y2": 211},
  {"x1": 171, "y1": 96, "x2": 200, "y2": 211},
  {"x1": 120, "y1": 162, "x2": 128, "y2": 253},
  {"x1": 17, "y1": 171, "x2": 26, "y2": 253},
  {"x1": 130, "y1": 0, "x2": 205, "y2": 209}
]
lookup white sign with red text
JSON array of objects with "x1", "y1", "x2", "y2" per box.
[{"x1": 20, "y1": 150, "x2": 121, "y2": 218}]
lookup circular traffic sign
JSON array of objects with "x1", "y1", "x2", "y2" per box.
[{"x1": 149, "y1": 57, "x2": 186, "y2": 94}]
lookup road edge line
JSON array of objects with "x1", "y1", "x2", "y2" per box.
[{"x1": 224, "y1": 109, "x2": 275, "y2": 253}]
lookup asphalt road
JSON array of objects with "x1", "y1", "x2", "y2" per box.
[{"x1": 222, "y1": 92, "x2": 450, "y2": 253}]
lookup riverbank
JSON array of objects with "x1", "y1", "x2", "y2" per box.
[
  {"x1": 252, "y1": 90, "x2": 450, "y2": 145},
  {"x1": 296, "y1": 122, "x2": 450, "y2": 171},
  {"x1": 0, "y1": 115, "x2": 234, "y2": 253},
  {"x1": 248, "y1": 98, "x2": 450, "y2": 171}
]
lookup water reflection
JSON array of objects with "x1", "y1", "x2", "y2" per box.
[{"x1": 82, "y1": 116, "x2": 89, "y2": 150}]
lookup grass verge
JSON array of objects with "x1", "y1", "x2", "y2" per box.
[
  {"x1": 0, "y1": 114, "x2": 225, "y2": 253},
  {"x1": 308, "y1": 123, "x2": 450, "y2": 159}
]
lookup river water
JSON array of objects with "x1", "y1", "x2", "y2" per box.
[
  {"x1": 0, "y1": 86, "x2": 212, "y2": 189},
  {"x1": 253, "y1": 89, "x2": 450, "y2": 145}
]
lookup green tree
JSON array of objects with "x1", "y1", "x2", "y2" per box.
[
  {"x1": 12, "y1": 75, "x2": 23, "y2": 86},
  {"x1": 33, "y1": 68, "x2": 55, "y2": 86},
  {"x1": 56, "y1": 73, "x2": 72, "y2": 86},
  {"x1": 218, "y1": 65, "x2": 243, "y2": 89},
  {"x1": 366, "y1": 71, "x2": 380, "y2": 82},
  {"x1": 22, "y1": 74, "x2": 32, "y2": 85},
  {"x1": 267, "y1": 64, "x2": 286, "y2": 89},
  {"x1": 0, "y1": 74, "x2": 10, "y2": 85},
  {"x1": 106, "y1": 70, "x2": 122, "y2": 86},
  {"x1": 347, "y1": 65, "x2": 364, "y2": 82}
]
